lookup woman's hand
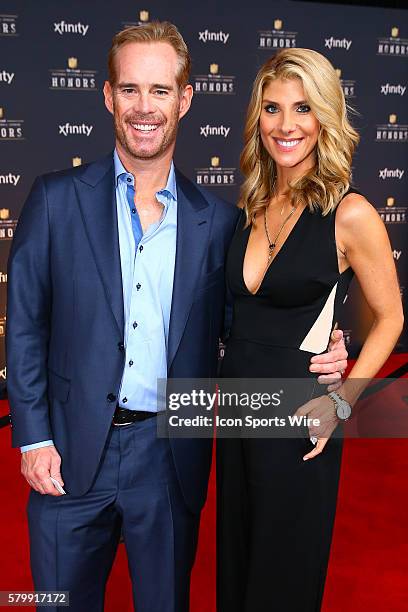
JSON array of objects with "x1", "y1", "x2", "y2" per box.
[{"x1": 293, "y1": 395, "x2": 339, "y2": 460}]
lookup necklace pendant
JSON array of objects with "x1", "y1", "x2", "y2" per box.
[{"x1": 269, "y1": 244, "x2": 275, "y2": 252}]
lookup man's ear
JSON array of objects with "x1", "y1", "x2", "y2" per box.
[
  {"x1": 178, "y1": 84, "x2": 193, "y2": 120},
  {"x1": 103, "y1": 81, "x2": 114, "y2": 115}
]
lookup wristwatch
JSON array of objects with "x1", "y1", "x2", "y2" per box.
[{"x1": 328, "y1": 391, "x2": 352, "y2": 421}]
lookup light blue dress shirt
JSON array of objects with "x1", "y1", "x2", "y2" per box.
[{"x1": 21, "y1": 150, "x2": 177, "y2": 452}]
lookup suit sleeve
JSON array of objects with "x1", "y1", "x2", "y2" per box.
[{"x1": 6, "y1": 176, "x2": 53, "y2": 448}]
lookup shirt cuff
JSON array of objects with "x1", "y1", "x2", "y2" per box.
[{"x1": 20, "y1": 440, "x2": 54, "y2": 453}]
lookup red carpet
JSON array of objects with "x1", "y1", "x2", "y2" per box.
[{"x1": 0, "y1": 354, "x2": 407, "y2": 611}]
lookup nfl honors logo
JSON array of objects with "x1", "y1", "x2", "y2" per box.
[
  {"x1": 194, "y1": 63, "x2": 235, "y2": 94},
  {"x1": 196, "y1": 156, "x2": 236, "y2": 186},
  {"x1": 0, "y1": 107, "x2": 24, "y2": 140},
  {"x1": 377, "y1": 197, "x2": 407, "y2": 224},
  {"x1": 50, "y1": 57, "x2": 97, "y2": 90},
  {"x1": 0, "y1": 14, "x2": 18, "y2": 36},
  {"x1": 376, "y1": 114, "x2": 408, "y2": 142},
  {"x1": 336, "y1": 68, "x2": 356, "y2": 98},
  {"x1": 122, "y1": 9, "x2": 150, "y2": 28},
  {"x1": 259, "y1": 19, "x2": 297, "y2": 50},
  {"x1": 0, "y1": 208, "x2": 18, "y2": 240},
  {"x1": 377, "y1": 26, "x2": 408, "y2": 56}
]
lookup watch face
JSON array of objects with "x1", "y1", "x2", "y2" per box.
[{"x1": 337, "y1": 401, "x2": 352, "y2": 420}]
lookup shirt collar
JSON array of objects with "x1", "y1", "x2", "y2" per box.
[{"x1": 113, "y1": 149, "x2": 177, "y2": 201}]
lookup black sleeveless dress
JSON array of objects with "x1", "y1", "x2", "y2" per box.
[{"x1": 217, "y1": 193, "x2": 356, "y2": 612}]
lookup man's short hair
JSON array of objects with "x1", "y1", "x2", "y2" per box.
[{"x1": 108, "y1": 21, "x2": 191, "y2": 90}]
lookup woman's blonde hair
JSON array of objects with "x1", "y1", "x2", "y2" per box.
[{"x1": 239, "y1": 48, "x2": 359, "y2": 223}]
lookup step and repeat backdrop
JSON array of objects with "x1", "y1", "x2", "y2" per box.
[{"x1": 0, "y1": 0, "x2": 406, "y2": 382}]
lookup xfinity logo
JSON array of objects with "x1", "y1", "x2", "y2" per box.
[
  {"x1": 380, "y1": 83, "x2": 406, "y2": 96},
  {"x1": 325, "y1": 37, "x2": 352, "y2": 51},
  {"x1": 59, "y1": 123, "x2": 93, "y2": 137},
  {"x1": 393, "y1": 250, "x2": 402, "y2": 261},
  {"x1": 379, "y1": 168, "x2": 404, "y2": 180},
  {"x1": 200, "y1": 125, "x2": 230, "y2": 138},
  {"x1": 0, "y1": 70, "x2": 14, "y2": 84},
  {"x1": 0, "y1": 173, "x2": 20, "y2": 186},
  {"x1": 199, "y1": 30, "x2": 230, "y2": 44},
  {"x1": 54, "y1": 21, "x2": 89, "y2": 36}
]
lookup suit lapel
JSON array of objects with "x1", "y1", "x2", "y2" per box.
[
  {"x1": 167, "y1": 171, "x2": 213, "y2": 370},
  {"x1": 73, "y1": 154, "x2": 124, "y2": 338},
  {"x1": 73, "y1": 159, "x2": 212, "y2": 359}
]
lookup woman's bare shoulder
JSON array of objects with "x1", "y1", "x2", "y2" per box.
[{"x1": 336, "y1": 191, "x2": 380, "y2": 230}]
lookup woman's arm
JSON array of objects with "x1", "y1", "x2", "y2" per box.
[
  {"x1": 298, "y1": 193, "x2": 404, "y2": 460},
  {"x1": 335, "y1": 192, "x2": 404, "y2": 403}
]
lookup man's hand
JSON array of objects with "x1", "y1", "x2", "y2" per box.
[
  {"x1": 21, "y1": 446, "x2": 64, "y2": 496},
  {"x1": 309, "y1": 329, "x2": 348, "y2": 389}
]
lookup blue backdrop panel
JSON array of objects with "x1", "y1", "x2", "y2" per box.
[{"x1": 0, "y1": 0, "x2": 406, "y2": 382}]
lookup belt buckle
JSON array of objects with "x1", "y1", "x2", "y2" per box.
[{"x1": 112, "y1": 420, "x2": 134, "y2": 427}]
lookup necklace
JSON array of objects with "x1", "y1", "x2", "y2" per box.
[{"x1": 264, "y1": 203, "x2": 296, "y2": 263}]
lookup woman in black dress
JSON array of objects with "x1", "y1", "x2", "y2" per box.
[{"x1": 217, "y1": 48, "x2": 403, "y2": 611}]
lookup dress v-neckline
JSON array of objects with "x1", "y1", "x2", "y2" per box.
[{"x1": 242, "y1": 205, "x2": 308, "y2": 296}]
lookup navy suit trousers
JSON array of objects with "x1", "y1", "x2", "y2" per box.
[{"x1": 27, "y1": 417, "x2": 200, "y2": 612}]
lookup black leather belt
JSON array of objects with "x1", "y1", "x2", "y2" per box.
[{"x1": 112, "y1": 406, "x2": 157, "y2": 426}]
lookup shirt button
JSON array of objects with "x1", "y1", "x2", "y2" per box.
[
  {"x1": 126, "y1": 177, "x2": 132, "y2": 183},
  {"x1": 131, "y1": 208, "x2": 136, "y2": 214},
  {"x1": 118, "y1": 342, "x2": 125, "y2": 351},
  {"x1": 133, "y1": 321, "x2": 138, "y2": 329},
  {"x1": 107, "y1": 393, "x2": 116, "y2": 402},
  {"x1": 139, "y1": 245, "x2": 143, "y2": 253},
  {"x1": 122, "y1": 397, "x2": 128, "y2": 403},
  {"x1": 129, "y1": 360, "x2": 134, "y2": 366},
  {"x1": 136, "y1": 283, "x2": 141, "y2": 290}
]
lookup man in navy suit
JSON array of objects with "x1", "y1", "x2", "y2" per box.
[{"x1": 6, "y1": 21, "x2": 347, "y2": 612}]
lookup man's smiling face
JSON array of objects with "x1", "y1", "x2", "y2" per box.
[{"x1": 104, "y1": 41, "x2": 192, "y2": 162}]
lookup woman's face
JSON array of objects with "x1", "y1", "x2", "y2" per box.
[{"x1": 259, "y1": 77, "x2": 320, "y2": 175}]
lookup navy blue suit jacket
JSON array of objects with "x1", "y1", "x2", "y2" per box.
[{"x1": 6, "y1": 153, "x2": 239, "y2": 514}]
